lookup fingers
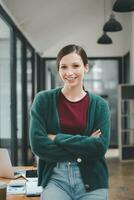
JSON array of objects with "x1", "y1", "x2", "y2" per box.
[
  {"x1": 91, "y1": 129, "x2": 101, "y2": 138},
  {"x1": 94, "y1": 131, "x2": 101, "y2": 138},
  {"x1": 91, "y1": 129, "x2": 100, "y2": 136},
  {"x1": 48, "y1": 134, "x2": 56, "y2": 141},
  {"x1": 48, "y1": 134, "x2": 52, "y2": 138}
]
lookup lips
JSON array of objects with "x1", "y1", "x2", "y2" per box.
[{"x1": 66, "y1": 77, "x2": 77, "y2": 81}]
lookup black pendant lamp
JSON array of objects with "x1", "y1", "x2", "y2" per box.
[
  {"x1": 97, "y1": 32, "x2": 112, "y2": 44},
  {"x1": 113, "y1": 0, "x2": 134, "y2": 12},
  {"x1": 103, "y1": 13, "x2": 123, "y2": 32}
]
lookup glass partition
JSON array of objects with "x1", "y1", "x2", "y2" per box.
[
  {"x1": 0, "y1": 17, "x2": 11, "y2": 153},
  {"x1": 16, "y1": 38, "x2": 23, "y2": 164},
  {"x1": 85, "y1": 59, "x2": 118, "y2": 146},
  {"x1": 26, "y1": 47, "x2": 34, "y2": 164}
]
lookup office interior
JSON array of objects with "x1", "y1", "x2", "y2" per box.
[{"x1": 0, "y1": 0, "x2": 134, "y2": 199}]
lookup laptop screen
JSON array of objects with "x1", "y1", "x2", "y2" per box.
[{"x1": 0, "y1": 148, "x2": 14, "y2": 178}]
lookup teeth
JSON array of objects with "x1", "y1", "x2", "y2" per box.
[{"x1": 67, "y1": 77, "x2": 76, "y2": 80}]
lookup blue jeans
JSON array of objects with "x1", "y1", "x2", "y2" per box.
[{"x1": 40, "y1": 161, "x2": 108, "y2": 200}]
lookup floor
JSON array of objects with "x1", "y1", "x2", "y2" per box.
[{"x1": 106, "y1": 149, "x2": 134, "y2": 200}]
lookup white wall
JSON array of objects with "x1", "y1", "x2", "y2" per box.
[
  {"x1": 43, "y1": 1, "x2": 132, "y2": 58},
  {"x1": 44, "y1": 10, "x2": 131, "y2": 58}
]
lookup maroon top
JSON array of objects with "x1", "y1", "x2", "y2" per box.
[{"x1": 58, "y1": 91, "x2": 89, "y2": 134}]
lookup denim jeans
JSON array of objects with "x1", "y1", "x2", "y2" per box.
[{"x1": 40, "y1": 161, "x2": 108, "y2": 200}]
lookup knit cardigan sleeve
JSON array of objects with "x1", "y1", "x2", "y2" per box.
[
  {"x1": 54, "y1": 97, "x2": 111, "y2": 160},
  {"x1": 29, "y1": 92, "x2": 76, "y2": 162}
]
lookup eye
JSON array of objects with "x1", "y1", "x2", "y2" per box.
[
  {"x1": 73, "y1": 64, "x2": 80, "y2": 68},
  {"x1": 60, "y1": 65, "x2": 67, "y2": 69}
]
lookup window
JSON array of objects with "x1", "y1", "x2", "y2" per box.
[{"x1": 0, "y1": 17, "x2": 11, "y2": 153}]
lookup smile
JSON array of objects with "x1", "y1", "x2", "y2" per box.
[{"x1": 66, "y1": 77, "x2": 77, "y2": 81}]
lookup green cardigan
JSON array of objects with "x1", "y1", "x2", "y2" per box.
[{"x1": 29, "y1": 87, "x2": 111, "y2": 192}]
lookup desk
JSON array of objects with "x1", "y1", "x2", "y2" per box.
[{"x1": 0, "y1": 166, "x2": 40, "y2": 200}]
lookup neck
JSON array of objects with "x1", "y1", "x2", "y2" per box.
[{"x1": 61, "y1": 85, "x2": 86, "y2": 102}]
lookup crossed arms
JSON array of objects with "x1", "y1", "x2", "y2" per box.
[{"x1": 29, "y1": 94, "x2": 110, "y2": 162}]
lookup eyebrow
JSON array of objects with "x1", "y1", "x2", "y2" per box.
[{"x1": 60, "y1": 62, "x2": 80, "y2": 66}]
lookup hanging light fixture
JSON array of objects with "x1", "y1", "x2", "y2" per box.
[
  {"x1": 97, "y1": 32, "x2": 112, "y2": 44},
  {"x1": 103, "y1": 0, "x2": 123, "y2": 32},
  {"x1": 97, "y1": 0, "x2": 113, "y2": 44},
  {"x1": 113, "y1": 0, "x2": 134, "y2": 12},
  {"x1": 103, "y1": 13, "x2": 123, "y2": 32}
]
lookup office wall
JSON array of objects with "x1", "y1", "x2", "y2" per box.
[
  {"x1": 44, "y1": 11, "x2": 131, "y2": 58},
  {"x1": 42, "y1": 1, "x2": 131, "y2": 57}
]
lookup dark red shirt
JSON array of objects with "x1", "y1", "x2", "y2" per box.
[{"x1": 58, "y1": 91, "x2": 89, "y2": 134}]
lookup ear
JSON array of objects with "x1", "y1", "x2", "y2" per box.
[{"x1": 84, "y1": 64, "x2": 89, "y2": 73}]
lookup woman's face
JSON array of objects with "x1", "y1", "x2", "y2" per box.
[{"x1": 59, "y1": 52, "x2": 88, "y2": 88}]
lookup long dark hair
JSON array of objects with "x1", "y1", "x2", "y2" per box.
[{"x1": 56, "y1": 44, "x2": 88, "y2": 70}]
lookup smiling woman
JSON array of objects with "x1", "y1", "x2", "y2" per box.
[{"x1": 29, "y1": 44, "x2": 111, "y2": 200}]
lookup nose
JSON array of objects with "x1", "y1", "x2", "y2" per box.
[{"x1": 66, "y1": 68, "x2": 74, "y2": 76}]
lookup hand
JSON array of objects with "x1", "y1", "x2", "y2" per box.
[
  {"x1": 91, "y1": 129, "x2": 101, "y2": 138},
  {"x1": 48, "y1": 134, "x2": 56, "y2": 141}
]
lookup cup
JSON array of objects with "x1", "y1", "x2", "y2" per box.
[{"x1": 0, "y1": 182, "x2": 7, "y2": 200}]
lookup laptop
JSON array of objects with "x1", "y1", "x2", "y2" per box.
[{"x1": 0, "y1": 148, "x2": 25, "y2": 179}]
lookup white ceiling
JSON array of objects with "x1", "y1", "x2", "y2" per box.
[{"x1": 0, "y1": 0, "x2": 132, "y2": 57}]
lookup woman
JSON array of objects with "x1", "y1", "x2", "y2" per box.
[{"x1": 29, "y1": 44, "x2": 111, "y2": 200}]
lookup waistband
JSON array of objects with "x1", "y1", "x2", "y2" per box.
[{"x1": 56, "y1": 161, "x2": 78, "y2": 168}]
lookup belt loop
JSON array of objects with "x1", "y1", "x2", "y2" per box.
[{"x1": 56, "y1": 162, "x2": 60, "y2": 168}]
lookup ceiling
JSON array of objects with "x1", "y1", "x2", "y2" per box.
[{"x1": 0, "y1": 0, "x2": 131, "y2": 57}]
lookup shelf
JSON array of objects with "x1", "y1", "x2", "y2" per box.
[
  {"x1": 121, "y1": 114, "x2": 134, "y2": 117},
  {"x1": 122, "y1": 145, "x2": 134, "y2": 147},
  {"x1": 118, "y1": 84, "x2": 134, "y2": 161},
  {"x1": 121, "y1": 129, "x2": 134, "y2": 133},
  {"x1": 121, "y1": 99, "x2": 134, "y2": 101}
]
